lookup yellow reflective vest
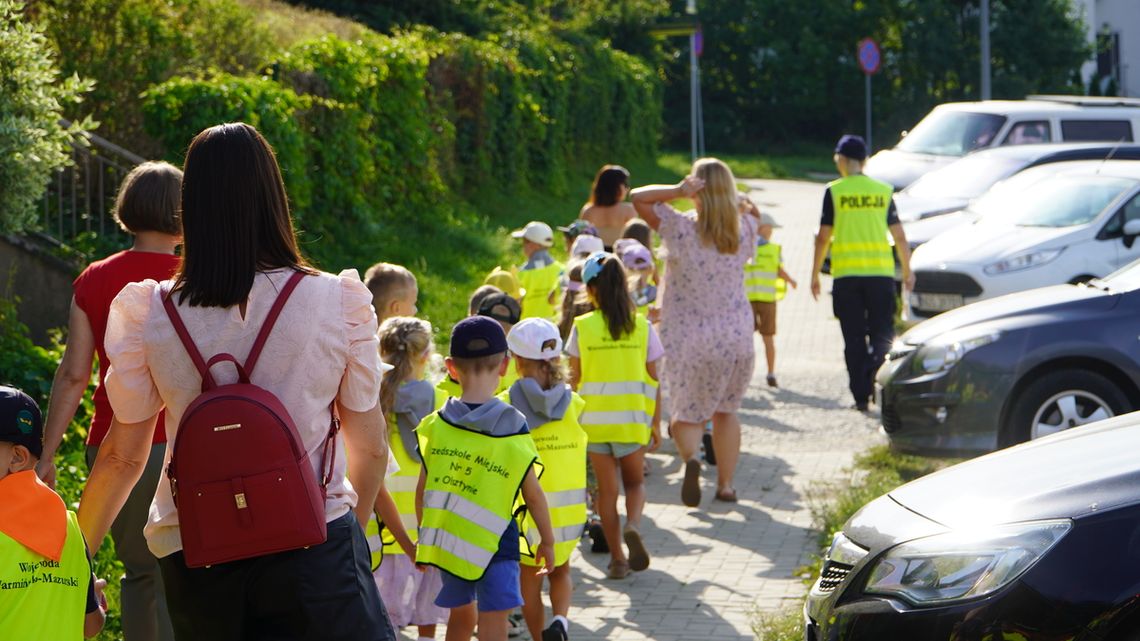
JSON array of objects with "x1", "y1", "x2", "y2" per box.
[
  {"x1": 414, "y1": 413, "x2": 539, "y2": 580},
  {"x1": 517, "y1": 261, "x2": 564, "y2": 322},
  {"x1": 366, "y1": 387, "x2": 448, "y2": 570},
  {"x1": 745, "y1": 242, "x2": 786, "y2": 303},
  {"x1": 828, "y1": 175, "x2": 895, "y2": 278},
  {"x1": 0, "y1": 511, "x2": 90, "y2": 641},
  {"x1": 498, "y1": 387, "x2": 588, "y2": 568},
  {"x1": 574, "y1": 310, "x2": 656, "y2": 445}
]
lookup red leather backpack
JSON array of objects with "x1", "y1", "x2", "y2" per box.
[{"x1": 162, "y1": 271, "x2": 336, "y2": 567}]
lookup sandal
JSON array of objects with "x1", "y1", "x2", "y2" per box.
[
  {"x1": 682, "y1": 458, "x2": 702, "y2": 507},
  {"x1": 623, "y1": 524, "x2": 650, "y2": 571},
  {"x1": 715, "y1": 488, "x2": 738, "y2": 503},
  {"x1": 607, "y1": 559, "x2": 631, "y2": 580}
]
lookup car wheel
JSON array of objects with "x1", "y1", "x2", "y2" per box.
[{"x1": 1001, "y1": 369, "x2": 1128, "y2": 447}]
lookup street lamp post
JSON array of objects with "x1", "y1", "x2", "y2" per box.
[{"x1": 980, "y1": 0, "x2": 992, "y2": 100}]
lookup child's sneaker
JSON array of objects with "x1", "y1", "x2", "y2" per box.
[
  {"x1": 542, "y1": 618, "x2": 569, "y2": 641},
  {"x1": 767, "y1": 374, "x2": 778, "y2": 388},
  {"x1": 702, "y1": 431, "x2": 716, "y2": 466},
  {"x1": 508, "y1": 612, "x2": 524, "y2": 637},
  {"x1": 588, "y1": 520, "x2": 609, "y2": 553}
]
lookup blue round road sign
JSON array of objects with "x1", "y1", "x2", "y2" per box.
[{"x1": 857, "y1": 38, "x2": 881, "y2": 75}]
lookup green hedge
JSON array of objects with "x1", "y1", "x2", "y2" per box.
[{"x1": 139, "y1": 26, "x2": 660, "y2": 275}]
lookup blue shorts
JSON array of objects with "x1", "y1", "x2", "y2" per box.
[{"x1": 434, "y1": 559, "x2": 523, "y2": 613}]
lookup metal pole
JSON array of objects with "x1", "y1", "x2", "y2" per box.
[
  {"x1": 696, "y1": 53, "x2": 705, "y2": 157},
  {"x1": 690, "y1": 32, "x2": 698, "y2": 162},
  {"x1": 980, "y1": 0, "x2": 991, "y2": 99},
  {"x1": 865, "y1": 73, "x2": 873, "y2": 153}
]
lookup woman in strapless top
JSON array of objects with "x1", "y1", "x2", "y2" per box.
[{"x1": 580, "y1": 164, "x2": 636, "y2": 250}]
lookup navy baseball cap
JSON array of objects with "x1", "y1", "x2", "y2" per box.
[
  {"x1": 450, "y1": 316, "x2": 509, "y2": 359},
  {"x1": 477, "y1": 293, "x2": 522, "y2": 325},
  {"x1": 0, "y1": 386, "x2": 43, "y2": 458},
  {"x1": 835, "y1": 135, "x2": 868, "y2": 161}
]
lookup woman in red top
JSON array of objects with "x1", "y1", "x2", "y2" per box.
[{"x1": 39, "y1": 161, "x2": 182, "y2": 641}]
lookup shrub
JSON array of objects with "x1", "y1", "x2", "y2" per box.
[{"x1": 0, "y1": 0, "x2": 92, "y2": 233}]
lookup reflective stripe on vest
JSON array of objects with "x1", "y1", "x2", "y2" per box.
[
  {"x1": 414, "y1": 413, "x2": 539, "y2": 580},
  {"x1": 501, "y1": 390, "x2": 589, "y2": 568},
  {"x1": 574, "y1": 311, "x2": 657, "y2": 445},
  {"x1": 745, "y1": 242, "x2": 787, "y2": 302},
  {"x1": 828, "y1": 175, "x2": 895, "y2": 278},
  {"x1": 371, "y1": 388, "x2": 447, "y2": 567},
  {"x1": 0, "y1": 511, "x2": 89, "y2": 641},
  {"x1": 517, "y1": 262, "x2": 564, "y2": 322}
]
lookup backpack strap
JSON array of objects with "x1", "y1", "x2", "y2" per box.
[
  {"x1": 244, "y1": 271, "x2": 306, "y2": 377},
  {"x1": 161, "y1": 283, "x2": 217, "y2": 389}
]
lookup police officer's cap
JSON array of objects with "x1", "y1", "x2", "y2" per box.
[{"x1": 835, "y1": 135, "x2": 868, "y2": 161}]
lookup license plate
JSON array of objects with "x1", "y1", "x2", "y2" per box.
[{"x1": 910, "y1": 292, "x2": 963, "y2": 312}]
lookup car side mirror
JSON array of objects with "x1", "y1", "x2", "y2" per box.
[{"x1": 1123, "y1": 219, "x2": 1140, "y2": 248}]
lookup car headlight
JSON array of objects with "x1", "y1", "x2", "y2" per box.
[
  {"x1": 865, "y1": 520, "x2": 1071, "y2": 606},
  {"x1": 983, "y1": 248, "x2": 1064, "y2": 275},
  {"x1": 913, "y1": 331, "x2": 1001, "y2": 374}
]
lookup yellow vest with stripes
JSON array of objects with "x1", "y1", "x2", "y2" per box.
[
  {"x1": 366, "y1": 387, "x2": 448, "y2": 569},
  {"x1": 0, "y1": 511, "x2": 90, "y2": 641},
  {"x1": 498, "y1": 388, "x2": 588, "y2": 568},
  {"x1": 745, "y1": 242, "x2": 786, "y2": 302},
  {"x1": 828, "y1": 175, "x2": 895, "y2": 278},
  {"x1": 574, "y1": 310, "x2": 656, "y2": 445},
  {"x1": 517, "y1": 261, "x2": 564, "y2": 322},
  {"x1": 414, "y1": 413, "x2": 539, "y2": 580}
]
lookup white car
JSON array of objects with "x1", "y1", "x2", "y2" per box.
[
  {"x1": 908, "y1": 160, "x2": 1140, "y2": 318},
  {"x1": 866, "y1": 96, "x2": 1140, "y2": 190}
]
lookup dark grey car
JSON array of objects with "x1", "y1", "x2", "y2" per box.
[{"x1": 876, "y1": 261, "x2": 1140, "y2": 456}]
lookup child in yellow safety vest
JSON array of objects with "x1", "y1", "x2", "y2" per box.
[
  {"x1": 371, "y1": 317, "x2": 449, "y2": 641},
  {"x1": 567, "y1": 253, "x2": 663, "y2": 580},
  {"x1": 0, "y1": 386, "x2": 106, "y2": 639},
  {"x1": 510, "y1": 221, "x2": 565, "y2": 322},
  {"x1": 742, "y1": 206, "x2": 798, "y2": 388},
  {"x1": 415, "y1": 316, "x2": 555, "y2": 641},
  {"x1": 502, "y1": 318, "x2": 587, "y2": 641}
]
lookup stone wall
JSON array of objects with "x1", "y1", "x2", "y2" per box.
[{"x1": 1, "y1": 235, "x2": 78, "y2": 345}]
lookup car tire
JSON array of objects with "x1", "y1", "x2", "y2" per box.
[{"x1": 1000, "y1": 369, "x2": 1129, "y2": 448}]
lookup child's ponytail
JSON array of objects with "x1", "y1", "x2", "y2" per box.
[
  {"x1": 583, "y1": 253, "x2": 636, "y2": 341},
  {"x1": 378, "y1": 317, "x2": 434, "y2": 414}
]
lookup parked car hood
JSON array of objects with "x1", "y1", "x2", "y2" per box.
[
  {"x1": 901, "y1": 283, "x2": 1111, "y2": 345},
  {"x1": 903, "y1": 211, "x2": 976, "y2": 248},
  {"x1": 890, "y1": 414, "x2": 1140, "y2": 529},
  {"x1": 865, "y1": 149, "x2": 957, "y2": 190},
  {"x1": 894, "y1": 193, "x2": 969, "y2": 223},
  {"x1": 913, "y1": 219, "x2": 1084, "y2": 267}
]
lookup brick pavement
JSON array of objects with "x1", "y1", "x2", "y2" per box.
[{"x1": 397, "y1": 179, "x2": 886, "y2": 640}]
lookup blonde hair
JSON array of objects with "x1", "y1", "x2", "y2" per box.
[
  {"x1": 693, "y1": 158, "x2": 740, "y2": 254},
  {"x1": 515, "y1": 355, "x2": 568, "y2": 390},
  {"x1": 364, "y1": 263, "x2": 416, "y2": 318},
  {"x1": 378, "y1": 316, "x2": 434, "y2": 414}
]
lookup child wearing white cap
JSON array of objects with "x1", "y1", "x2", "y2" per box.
[
  {"x1": 744, "y1": 207, "x2": 798, "y2": 387},
  {"x1": 501, "y1": 319, "x2": 587, "y2": 641},
  {"x1": 510, "y1": 221, "x2": 565, "y2": 323}
]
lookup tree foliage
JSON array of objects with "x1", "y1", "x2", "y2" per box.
[{"x1": 0, "y1": 0, "x2": 92, "y2": 233}]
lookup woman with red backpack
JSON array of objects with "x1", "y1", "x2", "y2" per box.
[{"x1": 76, "y1": 123, "x2": 395, "y2": 641}]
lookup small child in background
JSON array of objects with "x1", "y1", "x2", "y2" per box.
[
  {"x1": 614, "y1": 239, "x2": 657, "y2": 310},
  {"x1": 372, "y1": 318, "x2": 449, "y2": 641},
  {"x1": 743, "y1": 208, "x2": 797, "y2": 388},
  {"x1": 502, "y1": 319, "x2": 587, "y2": 641},
  {"x1": 619, "y1": 218, "x2": 653, "y2": 251},
  {"x1": 0, "y1": 386, "x2": 106, "y2": 639},
  {"x1": 483, "y1": 268, "x2": 524, "y2": 304},
  {"x1": 511, "y1": 221, "x2": 564, "y2": 322},
  {"x1": 415, "y1": 317, "x2": 555, "y2": 641},
  {"x1": 557, "y1": 261, "x2": 594, "y2": 342},
  {"x1": 567, "y1": 253, "x2": 663, "y2": 579},
  {"x1": 469, "y1": 285, "x2": 504, "y2": 316},
  {"x1": 365, "y1": 262, "x2": 418, "y2": 323},
  {"x1": 557, "y1": 220, "x2": 599, "y2": 255},
  {"x1": 569, "y1": 234, "x2": 604, "y2": 260}
]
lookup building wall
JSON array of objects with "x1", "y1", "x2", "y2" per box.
[{"x1": 1079, "y1": 0, "x2": 1139, "y2": 97}]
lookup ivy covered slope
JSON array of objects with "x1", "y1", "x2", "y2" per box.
[{"x1": 140, "y1": 27, "x2": 660, "y2": 329}]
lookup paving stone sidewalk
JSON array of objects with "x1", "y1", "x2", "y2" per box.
[{"x1": 398, "y1": 179, "x2": 886, "y2": 640}]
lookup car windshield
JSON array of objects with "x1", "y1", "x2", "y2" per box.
[
  {"x1": 1008, "y1": 176, "x2": 1135, "y2": 227},
  {"x1": 903, "y1": 155, "x2": 1026, "y2": 199},
  {"x1": 897, "y1": 111, "x2": 1008, "y2": 156}
]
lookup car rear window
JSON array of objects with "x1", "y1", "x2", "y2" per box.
[{"x1": 1060, "y1": 120, "x2": 1134, "y2": 142}]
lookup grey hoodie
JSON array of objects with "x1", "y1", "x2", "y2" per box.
[
  {"x1": 394, "y1": 380, "x2": 437, "y2": 463},
  {"x1": 439, "y1": 396, "x2": 529, "y2": 437},
  {"x1": 508, "y1": 378, "x2": 572, "y2": 431}
]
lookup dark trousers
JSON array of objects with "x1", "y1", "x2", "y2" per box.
[
  {"x1": 832, "y1": 276, "x2": 896, "y2": 406},
  {"x1": 158, "y1": 512, "x2": 395, "y2": 641}
]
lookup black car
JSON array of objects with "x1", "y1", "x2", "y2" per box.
[
  {"x1": 877, "y1": 261, "x2": 1140, "y2": 456},
  {"x1": 805, "y1": 413, "x2": 1140, "y2": 641}
]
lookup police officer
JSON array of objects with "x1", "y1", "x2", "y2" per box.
[{"x1": 810, "y1": 135, "x2": 913, "y2": 412}]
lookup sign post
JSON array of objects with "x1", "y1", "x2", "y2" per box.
[{"x1": 857, "y1": 38, "x2": 881, "y2": 152}]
